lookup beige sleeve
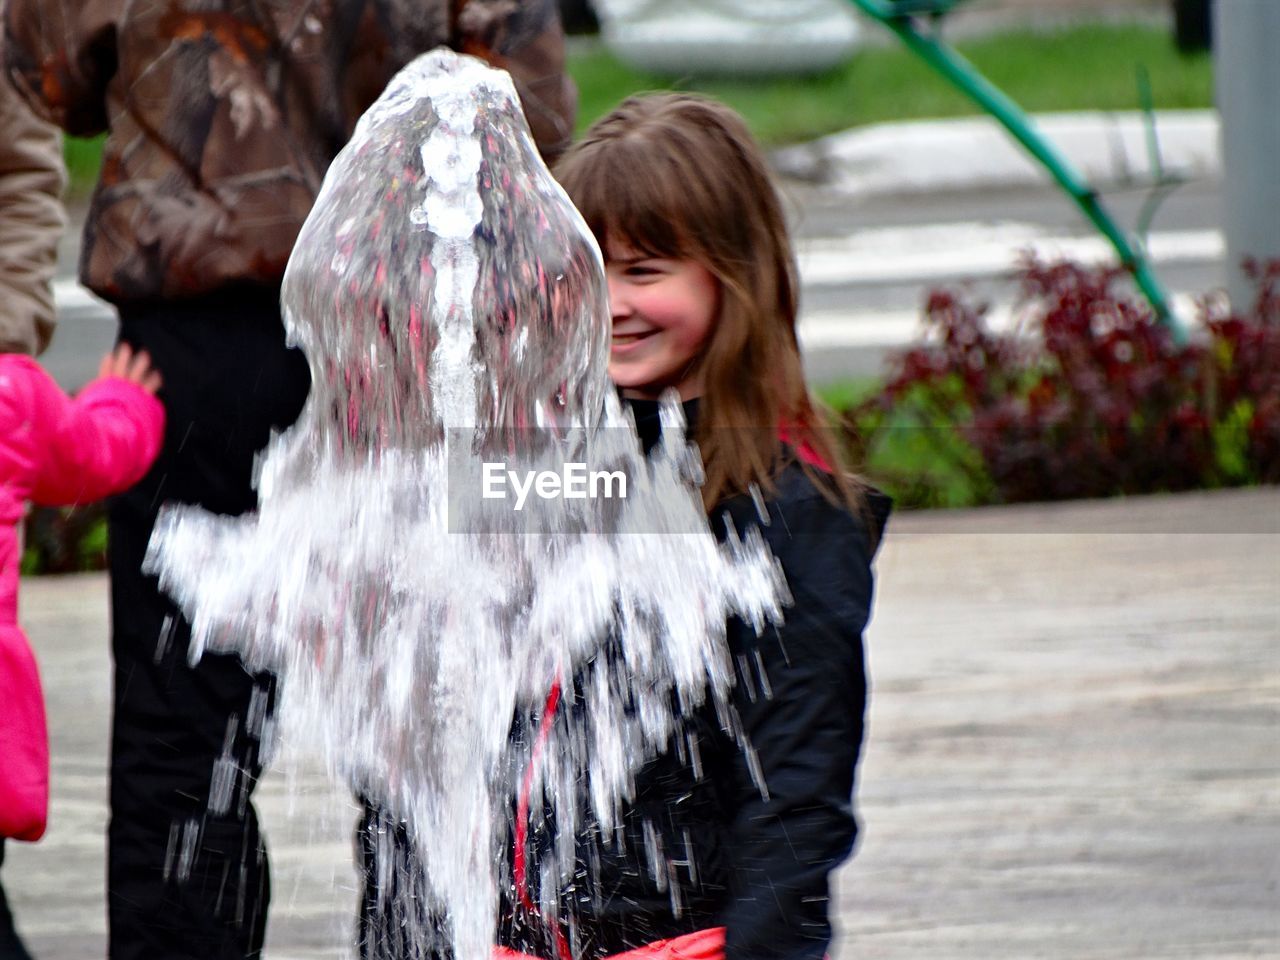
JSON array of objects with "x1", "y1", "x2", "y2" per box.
[{"x1": 0, "y1": 71, "x2": 67, "y2": 356}]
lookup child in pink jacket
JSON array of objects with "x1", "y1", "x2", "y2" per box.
[{"x1": 0, "y1": 345, "x2": 163, "y2": 952}]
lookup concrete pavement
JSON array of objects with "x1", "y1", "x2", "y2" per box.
[{"x1": 8, "y1": 486, "x2": 1278, "y2": 959}]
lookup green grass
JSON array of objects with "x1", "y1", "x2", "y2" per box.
[
  {"x1": 570, "y1": 22, "x2": 1212, "y2": 145},
  {"x1": 819, "y1": 376, "x2": 991, "y2": 510},
  {"x1": 61, "y1": 22, "x2": 1210, "y2": 194},
  {"x1": 815, "y1": 376, "x2": 881, "y2": 412},
  {"x1": 63, "y1": 133, "x2": 106, "y2": 199}
]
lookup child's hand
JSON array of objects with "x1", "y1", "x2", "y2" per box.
[{"x1": 99, "y1": 343, "x2": 162, "y2": 394}]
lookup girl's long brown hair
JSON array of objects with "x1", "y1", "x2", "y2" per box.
[{"x1": 554, "y1": 93, "x2": 862, "y2": 513}]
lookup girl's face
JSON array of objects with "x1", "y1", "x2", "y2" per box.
[{"x1": 604, "y1": 238, "x2": 719, "y2": 401}]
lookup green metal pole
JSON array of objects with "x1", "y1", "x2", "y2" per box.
[{"x1": 848, "y1": 0, "x2": 1183, "y2": 341}]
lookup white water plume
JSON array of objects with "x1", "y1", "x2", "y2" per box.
[{"x1": 146, "y1": 49, "x2": 783, "y2": 959}]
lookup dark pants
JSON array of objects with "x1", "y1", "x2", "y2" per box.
[
  {"x1": 108, "y1": 290, "x2": 310, "y2": 960},
  {"x1": 355, "y1": 802, "x2": 452, "y2": 960},
  {"x1": 0, "y1": 841, "x2": 33, "y2": 960}
]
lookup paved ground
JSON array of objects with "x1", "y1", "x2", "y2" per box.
[{"x1": 8, "y1": 486, "x2": 1278, "y2": 959}]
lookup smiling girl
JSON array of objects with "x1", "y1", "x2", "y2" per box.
[
  {"x1": 603, "y1": 240, "x2": 718, "y2": 402},
  {"x1": 497, "y1": 93, "x2": 889, "y2": 959}
]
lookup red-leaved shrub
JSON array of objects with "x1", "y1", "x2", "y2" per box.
[{"x1": 842, "y1": 257, "x2": 1280, "y2": 508}]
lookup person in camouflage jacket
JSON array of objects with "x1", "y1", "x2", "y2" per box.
[
  {"x1": 2, "y1": 5, "x2": 574, "y2": 960},
  {"x1": 3, "y1": 0, "x2": 574, "y2": 303}
]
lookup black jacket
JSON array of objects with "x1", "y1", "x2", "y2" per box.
[{"x1": 498, "y1": 399, "x2": 890, "y2": 959}]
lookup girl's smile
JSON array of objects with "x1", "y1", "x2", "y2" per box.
[
  {"x1": 609, "y1": 326, "x2": 657, "y2": 350},
  {"x1": 605, "y1": 239, "x2": 719, "y2": 401}
]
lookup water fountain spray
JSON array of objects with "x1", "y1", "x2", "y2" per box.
[{"x1": 147, "y1": 49, "x2": 783, "y2": 959}]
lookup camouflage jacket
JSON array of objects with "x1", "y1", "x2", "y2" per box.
[{"x1": 3, "y1": 0, "x2": 575, "y2": 304}]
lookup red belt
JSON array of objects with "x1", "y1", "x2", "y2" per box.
[{"x1": 493, "y1": 926, "x2": 726, "y2": 960}]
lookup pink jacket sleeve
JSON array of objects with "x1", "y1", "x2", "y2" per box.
[{"x1": 1, "y1": 356, "x2": 165, "y2": 506}]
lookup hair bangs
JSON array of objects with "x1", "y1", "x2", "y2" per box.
[{"x1": 558, "y1": 131, "x2": 692, "y2": 261}]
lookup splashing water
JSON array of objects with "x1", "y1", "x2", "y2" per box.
[{"x1": 147, "y1": 50, "x2": 784, "y2": 959}]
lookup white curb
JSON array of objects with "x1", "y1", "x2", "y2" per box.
[{"x1": 775, "y1": 110, "x2": 1220, "y2": 197}]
